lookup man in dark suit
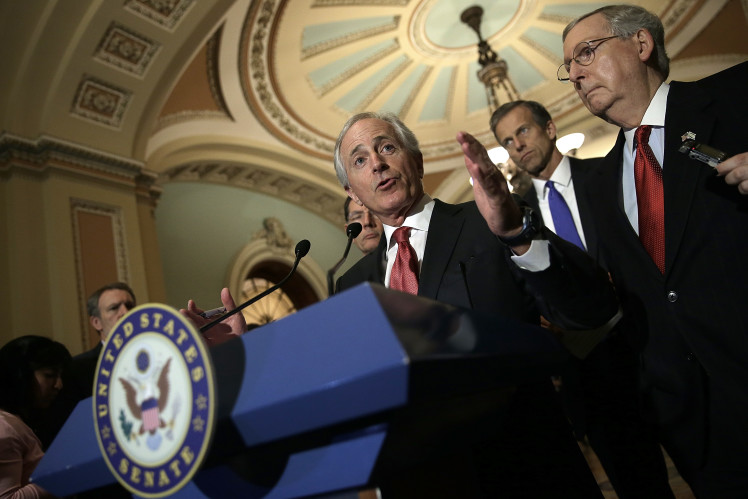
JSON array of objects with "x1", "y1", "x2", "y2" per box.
[
  {"x1": 39, "y1": 283, "x2": 136, "y2": 449},
  {"x1": 334, "y1": 111, "x2": 620, "y2": 497},
  {"x1": 491, "y1": 99, "x2": 673, "y2": 498},
  {"x1": 67, "y1": 282, "x2": 137, "y2": 401},
  {"x1": 562, "y1": 5, "x2": 748, "y2": 496}
]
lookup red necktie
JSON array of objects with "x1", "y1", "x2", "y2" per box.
[
  {"x1": 634, "y1": 125, "x2": 665, "y2": 274},
  {"x1": 390, "y1": 226, "x2": 419, "y2": 295}
]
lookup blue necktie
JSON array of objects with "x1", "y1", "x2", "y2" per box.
[{"x1": 546, "y1": 181, "x2": 584, "y2": 250}]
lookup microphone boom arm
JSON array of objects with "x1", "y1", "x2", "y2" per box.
[
  {"x1": 327, "y1": 223, "x2": 362, "y2": 296},
  {"x1": 200, "y1": 239, "x2": 311, "y2": 333}
]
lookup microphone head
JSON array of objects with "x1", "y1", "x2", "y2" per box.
[
  {"x1": 346, "y1": 222, "x2": 362, "y2": 239},
  {"x1": 295, "y1": 239, "x2": 311, "y2": 258}
]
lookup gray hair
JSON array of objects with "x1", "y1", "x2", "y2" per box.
[
  {"x1": 563, "y1": 4, "x2": 669, "y2": 80},
  {"x1": 333, "y1": 112, "x2": 421, "y2": 187}
]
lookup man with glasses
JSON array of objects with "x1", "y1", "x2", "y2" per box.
[
  {"x1": 561, "y1": 4, "x2": 748, "y2": 497},
  {"x1": 491, "y1": 100, "x2": 673, "y2": 498}
]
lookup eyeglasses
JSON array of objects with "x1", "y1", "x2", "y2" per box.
[{"x1": 557, "y1": 36, "x2": 619, "y2": 82}]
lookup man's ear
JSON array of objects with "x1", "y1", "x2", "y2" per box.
[
  {"x1": 345, "y1": 187, "x2": 364, "y2": 207},
  {"x1": 89, "y1": 315, "x2": 103, "y2": 334},
  {"x1": 415, "y1": 151, "x2": 424, "y2": 178},
  {"x1": 636, "y1": 28, "x2": 655, "y2": 63},
  {"x1": 546, "y1": 120, "x2": 557, "y2": 141}
]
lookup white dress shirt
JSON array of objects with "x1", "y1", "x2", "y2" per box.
[
  {"x1": 622, "y1": 83, "x2": 669, "y2": 234},
  {"x1": 530, "y1": 155, "x2": 588, "y2": 250}
]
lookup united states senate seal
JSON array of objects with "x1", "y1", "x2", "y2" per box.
[{"x1": 93, "y1": 304, "x2": 216, "y2": 498}]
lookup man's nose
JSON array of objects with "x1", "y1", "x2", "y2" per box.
[
  {"x1": 373, "y1": 153, "x2": 388, "y2": 172},
  {"x1": 363, "y1": 211, "x2": 374, "y2": 226},
  {"x1": 54, "y1": 376, "x2": 63, "y2": 390},
  {"x1": 568, "y1": 61, "x2": 585, "y2": 83}
]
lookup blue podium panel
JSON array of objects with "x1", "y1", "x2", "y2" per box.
[
  {"x1": 183, "y1": 425, "x2": 388, "y2": 499},
  {"x1": 33, "y1": 283, "x2": 570, "y2": 498},
  {"x1": 31, "y1": 398, "x2": 116, "y2": 496},
  {"x1": 228, "y1": 283, "x2": 409, "y2": 447}
]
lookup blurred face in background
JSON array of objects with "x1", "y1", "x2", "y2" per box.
[
  {"x1": 91, "y1": 289, "x2": 135, "y2": 341},
  {"x1": 346, "y1": 204, "x2": 383, "y2": 255},
  {"x1": 32, "y1": 367, "x2": 63, "y2": 408}
]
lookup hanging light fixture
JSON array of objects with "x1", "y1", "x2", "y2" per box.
[{"x1": 460, "y1": 5, "x2": 520, "y2": 111}]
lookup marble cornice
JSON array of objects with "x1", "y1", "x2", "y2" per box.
[
  {"x1": 0, "y1": 133, "x2": 144, "y2": 183},
  {"x1": 160, "y1": 161, "x2": 347, "y2": 225}
]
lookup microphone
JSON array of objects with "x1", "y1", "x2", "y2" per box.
[
  {"x1": 327, "y1": 223, "x2": 362, "y2": 296},
  {"x1": 199, "y1": 239, "x2": 311, "y2": 333}
]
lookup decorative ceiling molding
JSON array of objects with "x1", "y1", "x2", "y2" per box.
[
  {"x1": 94, "y1": 22, "x2": 161, "y2": 77},
  {"x1": 206, "y1": 27, "x2": 232, "y2": 119},
  {"x1": 301, "y1": 16, "x2": 400, "y2": 60},
  {"x1": 312, "y1": 39, "x2": 401, "y2": 97},
  {"x1": 0, "y1": 133, "x2": 144, "y2": 182},
  {"x1": 352, "y1": 58, "x2": 413, "y2": 113},
  {"x1": 71, "y1": 76, "x2": 132, "y2": 129},
  {"x1": 661, "y1": 0, "x2": 701, "y2": 34},
  {"x1": 311, "y1": 0, "x2": 409, "y2": 6},
  {"x1": 240, "y1": 0, "x2": 336, "y2": 160},
  {"x1": 124, "y1": 0, "x2": 196, "y2": 31},
  {"x1": 159, "y1": 162, "x2": 347, "y2": 225}
]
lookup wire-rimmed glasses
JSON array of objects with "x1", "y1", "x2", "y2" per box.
[{"x1": 557, "y1": 36, "x2": 619, "y2": 82}]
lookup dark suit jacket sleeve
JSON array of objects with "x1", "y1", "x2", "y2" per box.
[
  {"x1": 338, "y1": 201, "x2": 618, "y2": 332},
  {"x1": 509, "y1": 224, "x2": 619, "y2": 331}
]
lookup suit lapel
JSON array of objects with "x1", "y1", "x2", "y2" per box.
[
  {"x1": 569, "y1": 157, "x2": 598, "y2": 257},
  {"x1": 418, "y1": 200, "x2": 464, "y2": 300},
  {"x1": 590, "y1": 132, "x2": 661, "y2": 272},
  {"x1": 524, "y1": 184, "x2": 541, "y2": 217},
  {"x1": 662, "y1": 81, "x2": 716, "y2": 274}
]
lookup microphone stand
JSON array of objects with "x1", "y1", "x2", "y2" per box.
[
  {"x1": 200, "y1": 239, "x2": 311, "y2": 333},
  {"x1": 327, "y1": 223, "x2": 362, "y2": 296}
]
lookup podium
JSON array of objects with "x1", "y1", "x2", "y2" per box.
[{"x1": 32, "y1": 283, "x2": 569, "y2": 498}]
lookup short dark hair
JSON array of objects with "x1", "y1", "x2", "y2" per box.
[
  {"x1": 562, "y1": 4, "x2": 669, "y2": 80},
  {"x1": 86, "y1": 282, "x2": 136, "y2": 318},
  {"x1": 489, "y1": 100, "x2": 554, "y2": 144},
  {"x1": 0, "y1": 335, "x2": 71, "y2": 416}
]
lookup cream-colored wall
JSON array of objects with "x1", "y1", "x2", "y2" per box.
[{"x1": 0, "y1": 159, "x2": 164, "y2": 355}]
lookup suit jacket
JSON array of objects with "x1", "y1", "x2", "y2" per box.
[
  {"x1": 69, "y1": 343, "x2": 103, "y2": 401},
  {"x1": 338, "y1": 198, "x2": 617, "y2": 331},
  {"x1": 582, "y1": 61, "x2": 748, "y2": 488},
  {"x1": 337, "y1": 198, "x2": 617, "y2": 497}
]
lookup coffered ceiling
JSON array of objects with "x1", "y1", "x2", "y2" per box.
[{"x1": 2, "y1": 0, "x2": 747, "y2": 222}]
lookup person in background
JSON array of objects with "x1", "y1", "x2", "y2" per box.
[
  {"x1": 0, "y1": 335, "x2": 71, "y2": 499},
  {"x1": 344, "y1": 197, "x2": 383, "y2": 256},
  {"x1": 67, "y1": 282, "x2": 136, "y2": 402},
  {"x1": 561, "y1": 4, "x2": 748, "y2": 496},
  {"x1": 491, "y1": 99, "x2": 673, "y2": 498},
  {"x1": 39, "y1": 282, "x2": 137, "y2": 451}
]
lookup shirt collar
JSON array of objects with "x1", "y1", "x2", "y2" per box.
[
  {"x1": 531, "y1": 155, "x2": 571, "y2": 200},
  {"x1": 624, "y1": 82, "x2": 669, "y2": 155},
  {"x1": 383, "y1": 193, "x2": 434, "y2": 241}
]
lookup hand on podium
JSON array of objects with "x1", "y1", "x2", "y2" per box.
[{"x1": 181, "y1": 287, "x2": 247, "y2": 346}]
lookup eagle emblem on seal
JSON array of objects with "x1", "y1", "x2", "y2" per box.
[{"x1": 118, "y1": 348, "x2": 174, "y2": 449}]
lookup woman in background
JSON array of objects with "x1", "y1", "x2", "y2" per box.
[{"x1": 0, "y1": 335, "x2": 71, "y2": 499}]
